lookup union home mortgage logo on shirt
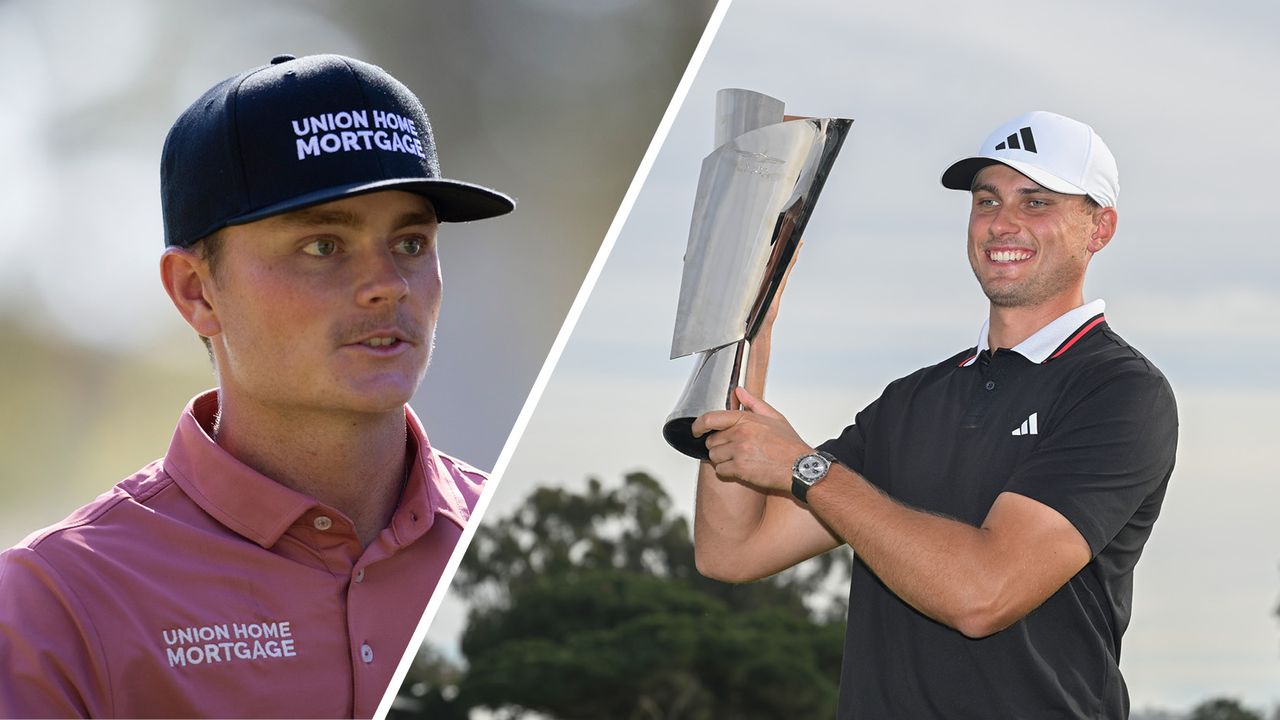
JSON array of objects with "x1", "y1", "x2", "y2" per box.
[
  {"x1": 161, "y1": 620, "x2": 296, "y2": 668},
  {"x1": 290, "y1": 109, "x2": 426, "y2": 161}
]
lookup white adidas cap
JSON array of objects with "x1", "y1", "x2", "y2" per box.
[{"x1": 941, "y1": 110, "x2": 1119, "y2": 208}]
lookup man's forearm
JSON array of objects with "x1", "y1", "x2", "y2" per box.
[
  {"x1": 805, "y1": 465, "x2": 1088, "y2": 638},
  {"x1": 694, "y1": 329, "x2": 846, "y2": 581},
  {"x1": 693, "y1": 332, "x2": 776, "y2": 580},
  {"x1": 695, "y1": 452, "x2": 842, "y2": 583},
  {"x1": 692, "y1": 264, "x2": 845, "y2": 583},
  {"x1": 806, "y1": 467, "x2": 998, "y2": 634},
  {"x1": 693, "y1": 459, "x2": 768, "y2": 579}
]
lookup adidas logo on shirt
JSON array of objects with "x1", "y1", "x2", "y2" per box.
[
  {"x1": 994, "y1": 126, "x2": 1038, "y2": 153},
  {"x1": 1011, "y1": 412, "x2": 1039, "y2": 436}
]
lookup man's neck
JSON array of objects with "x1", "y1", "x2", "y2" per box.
[
  {"x1": 986, "y1": 294, "x2": 1084, "y2": 352},
  {"x1": 212, "y1": 395, "x2": 409, "y2": 549}
]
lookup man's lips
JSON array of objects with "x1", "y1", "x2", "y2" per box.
[
  {"x1": 351, "y1": 337, "x2": 404, "y2": 349},
  {"x1": 334, "y1": 312, "x2": 426, "y2": 352},
  {"x1": 347, "y1": 331, "x2": 410, "y2": 348},
  {"x1": 340, "y1": 326, "x2": 421, "y2": 351}
]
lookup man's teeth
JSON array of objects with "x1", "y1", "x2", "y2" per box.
[
  {"x1": 363, "y1": 337, "x2": 396, "y2": 347},
  {"x1": 989, "y1": 249, "x2": 1032, "y2": 263}
]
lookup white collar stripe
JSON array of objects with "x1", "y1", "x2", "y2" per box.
[
  {"x1": 1046, "y1": 314, "x2": 1107, "y2": 361},
  {"x1": 961, "y1": 299, "x2": 1107, "y2": 367}
]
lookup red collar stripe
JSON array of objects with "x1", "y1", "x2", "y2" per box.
[
  {"x1": 958, "y1": 353, "x2": 978, "y2": 367},
  {"x1": 1047, "y1": 314, "x2": 1106, "y2": 361}
]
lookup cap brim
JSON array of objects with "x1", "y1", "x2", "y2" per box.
[
  {"x1": 940, "y1": 156, "x2": 1087, "y2": 197},
  {"x1": 227, "y1": 177, "x2": 516, "y2": 228}
]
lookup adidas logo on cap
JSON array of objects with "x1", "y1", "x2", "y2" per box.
[{"x1": 993, "y1": 126, "x2": 1037, "y2": 153}]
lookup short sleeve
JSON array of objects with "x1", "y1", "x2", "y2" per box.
[
  {"x1": 817, "y1": 394, "x2": 883, "y2": 477},
  {"x1": 0, "y1": 546, "x2": 111, "y2": 718},
  {"x1": 1004, "y1": 366, "x2": 1178, "y2": 556}
]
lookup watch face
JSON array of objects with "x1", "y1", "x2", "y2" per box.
[{"x1": 796, "y1": 454, "x2": 829, "y2": 483}]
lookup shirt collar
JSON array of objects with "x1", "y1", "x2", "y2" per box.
[
  {"x1": 161, "y1": 390, "x2": 469, "y2": 549},
  {"x1": 391, "y1": 403, "x2": 472, "y2": 545},
  {"x1": 962, "y1": 299, "x2": 1106, "y2": 367}
]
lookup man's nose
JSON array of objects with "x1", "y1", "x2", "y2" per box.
[
  {"x1": 354, "y1": 249, "x2": 410, "y2": 306},
  {"x1": 989, "y1": 203, "x2": 1022, "y2": 237}
]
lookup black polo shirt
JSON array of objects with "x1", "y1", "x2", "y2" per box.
[{"x1": 818, "y1": 305, "x2": 1178, "y2": 719}]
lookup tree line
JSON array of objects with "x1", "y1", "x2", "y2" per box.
[{"x1": 392, "y1": 473, "x2": 1276, "y2": 720}]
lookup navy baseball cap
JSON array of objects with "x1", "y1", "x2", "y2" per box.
[{"x1": 161, "y1": 53, "x2": 515, "y2": 248}]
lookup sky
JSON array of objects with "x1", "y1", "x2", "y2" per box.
[{"x1": 426, "y1": 0, "x2": 1280, "y2": 712}]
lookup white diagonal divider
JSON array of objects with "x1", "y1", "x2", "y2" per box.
[{"x1": 373, "y1": 2, "x2": 739, "y2": 716}]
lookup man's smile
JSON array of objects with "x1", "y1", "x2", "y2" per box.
[{"x1": 985, "y1": 247, "x2": 1036, "y2": 264}]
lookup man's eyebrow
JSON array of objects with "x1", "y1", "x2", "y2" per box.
[
  {"x1": 970, "y1": 182, "x2": 1056, "y2": 197},
  {"x1": 1015, "y1": 185, "x2": 1055, "y2": 196}
]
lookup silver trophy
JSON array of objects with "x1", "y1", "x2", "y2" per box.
[{"x1": 663, "y1": 89, "x2": 851, "y2": 459}]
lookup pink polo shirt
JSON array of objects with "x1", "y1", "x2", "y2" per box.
[{"x1": 0, "y1": 390, "x2": 483, "y2": 718}]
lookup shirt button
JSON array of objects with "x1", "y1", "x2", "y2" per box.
[
  {"x1": 313, "y1": 515, "x2": 333, "y2": 531},
  {"x1": 354, "y1": 568, "x2": 365, "y2": 583},
  {"x1": 360, "y1": 643, "x2": 374, "y2": 663},
  {"x1": 984, "y1": 381, "x2": 996, "y2": 391}
]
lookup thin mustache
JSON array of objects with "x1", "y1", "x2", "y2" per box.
[
  {"x1": 333, "y1": 312, "x2": 425, "y2": 346},
  {"x1": 981, "y1": 237, "x2": 1035, "y2": 252}
]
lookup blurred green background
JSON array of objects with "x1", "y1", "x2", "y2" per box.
[
  {"x1": 0, "y1": 0, "x2": 716, "y2": 547},
  {"x1": 395, "y1": 473, "x2": 851, "y2": 719}
]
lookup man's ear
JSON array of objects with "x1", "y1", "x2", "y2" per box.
[
  {"x1": 160, "y1": 247, "x2": 221, "y2": 338},
  {"x1": 1088, "y1": 207, "x2": 1118, "y2": 254}
]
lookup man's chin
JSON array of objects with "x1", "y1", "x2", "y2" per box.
[
  {"x1": 980, "y1": 281, "x2": 1026, "y2": 308},
  {"x1": 985, "y1": 291, "x2": 1027, "y2": 308},
  {"x1": 331, "y1": 379, "x2": 422, "y2": 416}
]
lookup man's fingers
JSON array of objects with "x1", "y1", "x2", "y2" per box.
[
  {"x1": 711, "y1": 459, "x2": 739, "y2": 481},
  {"x1": 761, "y1": 241, "x2": 803, "y2": 327},
  {"x1": 703, "y1": 427, "x2": 734, "y2": 449},
  {"x1": 692, "y1": 409, "x2": 746, "y2": 437},
  {"x1": 706, "y1": 441, "x2": 732, "y2": 465},
  {"x1": 735, "y1": 386, "x2": 783, "y2": 419},
  {"x1": 778, "y1": 240, "x2": 803, "y2": 294}
]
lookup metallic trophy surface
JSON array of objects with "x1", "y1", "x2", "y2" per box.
[{"x1": 663, "y1": 89, "x2": 851, "y2": 459}]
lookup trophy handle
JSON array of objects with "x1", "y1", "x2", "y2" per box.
[{"x1": 662, "y1": 340, "x2": 746, "y2": 460}]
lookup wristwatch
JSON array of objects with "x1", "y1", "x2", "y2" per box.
[{"x1": 791, "y1": 450, "x2": 836, "y2": 504}]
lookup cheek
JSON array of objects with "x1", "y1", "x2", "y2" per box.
[
  {"x1": 218, "y1": 269, "x2": 324, "y2": 344},
  {"x1": 967, "y1": 212, "x2": 989, "y2": 242},
  {"x1": 966, "y1": 218, "x2": 984, "y2": 258},
  {"x1": 414, "y1": 260, "x2": 443, "y2": 314},
  {"x1": 1042, "y1": 220, "x2": 1089, "y2": 258}
]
